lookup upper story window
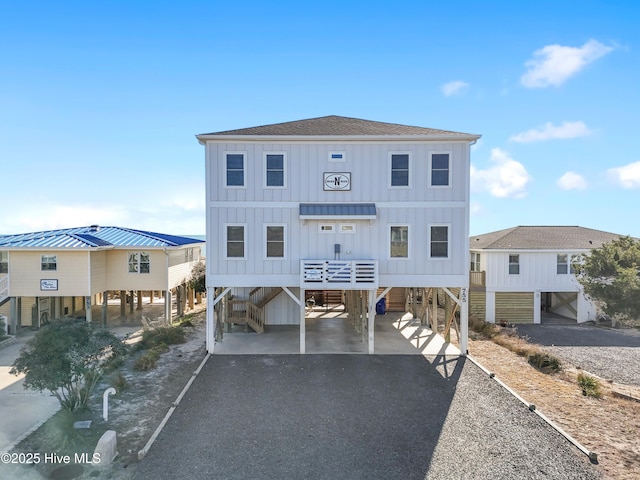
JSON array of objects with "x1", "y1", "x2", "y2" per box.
[
  {"x1": 470, "y1": 252, "x2": 481, "y2": 271},
  {"x1": 390, "y1": 153, "x2": 410, "y2": 187},
  {"x1": 265, "y1": 153, "x2": 286, "y2": 188},
  {"x1": 319, "y1": 224, "x2": 335, "y2": 233},
  {"x1": 226, "y1": 225, "x2": 246, "y2": 259},
  {"x1": 429, "y1": 225, "x2": 449, "y2": 258},
  {"x1": 390, "y1": 225, "x2": 409, "y2": 258},
  {"x1": 509, "y1": 254, "x2": 520, "y2": 274},
  {"x1": 339, "y1": 224, "x2": 356, "y2": 234},
  {"x1": 41, "y1": 255, "x2": 57, "y2": 271},
  {"x1": 0, "y1": 251, "x2": 7, "y2": 273},
  {"x1": 557, "y1": 254, "x2": 577, "y2": 274},
  {"x1": 185, "y1": 248, "x2": 194, "y2": 262},
  {"x1": 430, "y1": 152, "x2": 451, "y2": 187},
  {"x1": 265, "y1": 225, "x2": 285, "y2": 258},
  {"x1": 225, "y1": 153, "x2": 245, "y2": 187},
  {"x1": 129, "y1": 252, "x2": 150, "y2": 274}
]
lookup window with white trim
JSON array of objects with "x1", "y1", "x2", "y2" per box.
[
  {"x1": 0, "y1": 251, "x2": 7, "y2": 273},
  {"x1": 390, "y1": 153, "x2": 410, "y2": 187},
  {"x1": 429, "y1": 225, "x2": 449, "y2": 258},
  {"x1": 265, "y1": 225, "x2": 285, "y2": 258},
  {"x1": 390, "y1": 226, "x2": 409, "y2": 258},
  {"x1": 430, "y1": 152, "x2": 451, "y2": 187},
  {"x1": 128, "y1": 252, "x2": 150, "y2": 274},
  {"x1": 557, "y1": 254, "x2": 578, "y2": 274},
  {"x1": 265, "y1": 153, "x2": 285, "y2": 187},
  {"x1": 226, "y1": 225, "x2": 245, "y2": 258},
  {"x1": 41, "y1": 254, "x2": 57, "y2": 271},
  {"x1": 470, "y1": 252, "x2": 481, "y2": 271},
  {"x1": 225, "y1": 153, "x2": 245, "y2": 187},
  {"x1": 509, "y1": 254, "x2": 520, "y2": 274},
  {"x1": 319, "y1": 224, "x2": 335, "y2": 233},
  {"x1": 339, "y1": 224, "x2": 356, "y2": 233}
]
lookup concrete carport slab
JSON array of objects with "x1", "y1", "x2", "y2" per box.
[{"x1": 134, "y1": 354, "x2": 600, "y2": 480}]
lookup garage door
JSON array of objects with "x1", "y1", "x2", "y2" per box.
[{"x1": 495, "y1": 292, "x2": 534, "y2": 323}]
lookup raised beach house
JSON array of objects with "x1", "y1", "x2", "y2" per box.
[{"x1": 197, "y1": 115, "x2": 481, "y2": 354}]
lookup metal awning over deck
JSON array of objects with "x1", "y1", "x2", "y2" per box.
[{"x1": 299, "y1": 203, "x2": 376, "y2": 220}]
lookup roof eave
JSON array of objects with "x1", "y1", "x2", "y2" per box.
[{"x1": 196, "y1": 134, "x2": 481, "y2": 144}]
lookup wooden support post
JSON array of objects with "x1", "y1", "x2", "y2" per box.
[
  {"x1": 300, "y1": 288, "x2": 306, "y2": 354},
  {"x1": 368, "y1": 289, "x2": 375, "y2": 354},
  {"x1": 460, "y1": 287, "x2": 469, "y2": 355},
  {"x1": 120, "y1": 290, "x2": 126, "y2": 318},
  {"x1": 361, "y1": 291, "x2": 367, "y2": 343},
  {"x1": 431, "y1": 288, "x2": 438, "y2": 332},
  {"x1": 444, "y1": 293, "x2": 452, "y2": 343},
  {"x1": 101, "y1": 291, "x2": 108, "y2": 327},
  {"x1": 129, "y1": 291, "x2": 134, "y2": 314},
  {"x1": 137, "y1": 291, "x2": 143, "y2": 310}
]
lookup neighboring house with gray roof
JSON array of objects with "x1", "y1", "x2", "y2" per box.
[
  {"x1": 0, "y1": 226, "x2": 205, "y2": 333},
  {"x1": 469, "y1": 226, "x2": 623, "y2": 324},
  {"x1": 197, "y1": 115, "x2": 481, "y2": 354}
]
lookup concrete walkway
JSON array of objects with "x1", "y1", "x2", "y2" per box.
[{"x1": 0, "y1": 330, "x2": 60, "y2": 453}]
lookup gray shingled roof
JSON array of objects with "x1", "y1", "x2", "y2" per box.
[
  {"x1": 199, "y1": 115, "x2": 478, "y2": 138},
  {"x1": 470, "y1": 226, "x2": 625, "y2": 250}
]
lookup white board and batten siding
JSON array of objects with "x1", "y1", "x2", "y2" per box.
[
  {"x1": 206, "y1": 140, "x2": 472, "y2": 290},
  {"x1": 481, "y1": 250, "x2": 596, "y2": 323}
]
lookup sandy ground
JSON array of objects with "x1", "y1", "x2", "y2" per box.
[{"x1": 466, "y1": 334, "x2": 640, "y2": 480}]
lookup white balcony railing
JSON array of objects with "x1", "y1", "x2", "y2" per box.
[
  {"x1": 0, "y1": 275, "x2": 9, "y2": 305},
  {"x1": 301, "y1": 260, "x2": 378, "y2": 288}
]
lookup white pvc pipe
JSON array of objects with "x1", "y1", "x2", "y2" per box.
[{"x1": 103, "y1": 387, "x2": 116, "y2": 421}]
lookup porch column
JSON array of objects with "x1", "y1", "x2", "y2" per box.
[
  {"x1": 486, "y1": 291, "x2": 496, "y2": 323},
  {"x1": 460, "y1": 287, "x2": 469, "y2": 355},
  {"x1": 165, "y1": 290, "x2": 172, "y2": 324},
  {"x1": 102, "y1": 291, "x2": 108, "y2": 327},
  {"x1": 300, "y1": 288, "x2": 306, "y2": 354},
  {"x1": 9, "y1": 297, "x2": 17, "y2": 335},
  {"x1": 188, "y1": 286, "x2": 195, "y2": 310},
  {"x1": 533, "y1": 291, "x2": 541, "y2": 324},
  {"x1": 368, "y1": 289, "x2": 376, "y2": 354},
  {"x1": 120, "y1": 290, "x2": 126, "y2": 318},
  {"x1": 137, "y1": 291, "x2": 143, "y2": 310},
  {"x1": 150, "y1": 291, "x2": 154, "y2": 304},
  {"x1": 129, "y1": 291, "x2": 134, "y2": 314},
  {"x1": 206, "y1": 287, "x2": 215, "y2": 353},
  {"x1": 85, "y1": 296, "x2": 92, "y2": 324}
]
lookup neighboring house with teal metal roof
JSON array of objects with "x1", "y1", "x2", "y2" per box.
[{"x1": 0, "y1": 226, "x2": 205, "y2": 333}]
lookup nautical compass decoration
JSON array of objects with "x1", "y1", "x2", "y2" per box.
[{"x1": 323, "y1": 172, "x2": 351, "y2": 191}]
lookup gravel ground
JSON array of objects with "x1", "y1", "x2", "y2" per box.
[
  {"x1": 516, "y1": 324, "x2": 640, "y2": 386},
  {"x1": 133, "y1": 355, "x2": 600, "y2": 480}
]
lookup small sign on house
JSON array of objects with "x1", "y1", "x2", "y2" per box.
[{"x1": 323, "y1": 172, "x2": 351, "y2": 191}]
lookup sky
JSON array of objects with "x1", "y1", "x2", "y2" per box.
[{"x1": 1, "y1": 0, "x2": 639, "y2": 238}]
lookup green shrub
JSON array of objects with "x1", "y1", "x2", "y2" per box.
[
  {"x1": 577, "y1": 373, "x2": 602, "y2": 398},
  {"x1": 110, "y1": 371, "x2": 128, "y2": 391},
  {"x1": 133, "y1": 349, "x2": 161, "y2": 371},
  {"x1": 139, "y1": 326, "x2": 186, "y2": 351},
  {"x1": 528, "y1": 352, "x2": 562, "y2": 372}
]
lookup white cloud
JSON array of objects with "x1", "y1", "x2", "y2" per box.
[
  {"x1": 509, "y1": 121, "x2": 591, "y2": 143},
  {"x1": 471, "y1": 148, "x2": 532, "y2": 198},
  {"x1": 557, "y1": 171, "x2": 588, "y2": 190},
  {"x1": 441, "y1": 80, "x2": 469, "y2": 97},
  {"x1": 607, "y1": 161, "x2": 640, "y2": 189},
  {"x1": 521, "y1": 39, "x2": 614, "y2": 88}
]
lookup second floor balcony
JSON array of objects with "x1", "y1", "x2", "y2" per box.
[
  {"x1": 301, "y1": 260, "x2": 378, "y2": 289},
  {"x1": 469, "y1": 270, "x2": 486, "y2": 288}
]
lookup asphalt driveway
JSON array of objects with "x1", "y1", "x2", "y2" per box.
[
  {"x1": 134, "y1": 355, "x2": 600, "y2": 480},
  {"x1": 516, "y1": 324, "x2": 640, "y2": 386}
]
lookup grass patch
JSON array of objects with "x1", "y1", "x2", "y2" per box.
[
  {"x1": 577, "y1": 373, "x2": 602, "y2": 398},
  {"x1": 133, "y1": 348, "x2": 161, "y2": 371}
]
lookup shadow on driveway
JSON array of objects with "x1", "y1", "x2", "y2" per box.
[
  {"x1": 134, "y1": 355, "x2": 600, "y2": 480},
  {"x1": 516, "y1": 324, "x2": 640, "y2": 347}
]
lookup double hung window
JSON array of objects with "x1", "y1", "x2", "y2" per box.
[
  {"x1": 430, "y1": 153, "x2": 450, "y2": 187},
  {"x1": 429, "y1": 226, "x2": 449, "y2": 258},
  {"x1": 226, "y1": 225, "x2": 245, "y2": 258},
  {"x1": 265, "y1": 153, "x2": 285, "y2": 187},
  {"x1": 390, "y1": 226, "x2": 409, "y2": 258},
  {"x1": 128, "y1": 252, "x2": 150, "y2": 274},
  {"x1": 41, "y1": 255, "x2": 57, "y2": 271},
  {"x1": 225, "y1": 153, "x2": 245, "y2": 187},
  {"x1": 266, "y1": 225, "x2": 285, "y2": 258},
  {"x1": 390, "y1": 153, "x2": 410, "y2": 187}
]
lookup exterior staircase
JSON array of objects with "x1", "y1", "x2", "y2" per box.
[
  {"x1": 226, "y1": 287, "x2": 283, "y2": 333},
  {"x1": 0, "y1": 275, "x2": 9, "y2": 306}
]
